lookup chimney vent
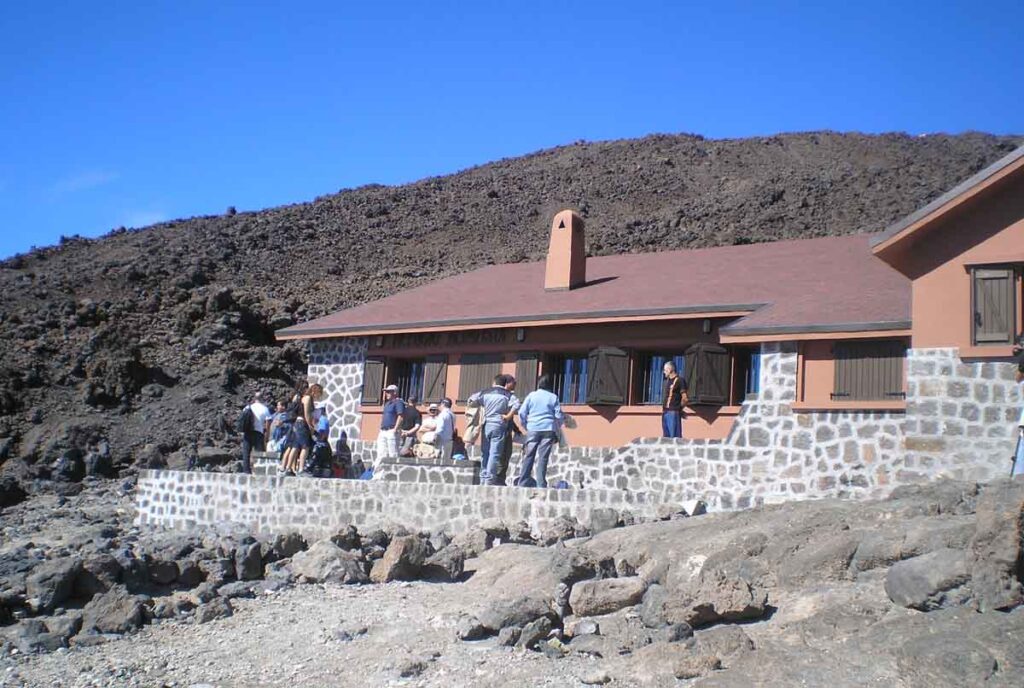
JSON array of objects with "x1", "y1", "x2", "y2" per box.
[{"x1": 544, "y1": 209, "x2": 586, "y2": 291}]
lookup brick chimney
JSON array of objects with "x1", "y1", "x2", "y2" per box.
[{"x1": 544, "y1": 209, "x2": 586, "y2": 291}]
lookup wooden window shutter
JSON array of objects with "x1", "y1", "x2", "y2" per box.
[
  {"x1": 585, "y1": 346, "x2": 629, "y2": 405},
  {"x1": 515, "y1": 353, "x2": 539, "y2": 397},
  {"x1": 684, "y1": 343, "x2": 729, "y2": 405},
  {"x1": 361, "y1": 359, "x2": 385, "y2": 405},
  {"x1": 422, "y1": 356, "x2": 448, "y2": 402},
  {"x1": 833, "y1": 340, "x2": 906, "y2": 401},
  {"x1": 973, "y1": 268, "x2": 1016, "y2": 345},
  {"x1": 457, "y1": 354, "x2": 501, "y2": 402}
]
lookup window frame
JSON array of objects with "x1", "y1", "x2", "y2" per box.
[
  {"x1": 545, "y1": 353, "x2": 589, "y2": 405},
  {"x1": 970, "y1": 265, "x2": 1021, "y2": 346},
  {"x1": 633, "y1": 352, "x2": 687, "y2": 405},
  {"x1": 831, "y1": 339, "x2": 907, "y2": 403}
]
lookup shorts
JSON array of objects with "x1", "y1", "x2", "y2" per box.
[{"x1": 288, "y1": 419, "x2": 313, "y2": 450}]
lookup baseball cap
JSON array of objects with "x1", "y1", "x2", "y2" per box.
[
  {"x1": 428, "y1": 403, "x2": 439, "y2": 411},
  {"x1": 384, "y1": 384, "x2": 399, "y2": 392}
]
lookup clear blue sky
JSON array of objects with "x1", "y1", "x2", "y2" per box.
[{"x1": 1, "y1": 1, "x2": 1021, "y2": 259}]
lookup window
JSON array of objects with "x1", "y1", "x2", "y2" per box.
[
  {"x1": 635, "y1": 353, "x2": 686, "y2": 405},
  {"x1": 832, "y1": 340, "x2": 906, "y2": 402},
  {"x1": 586, "y1": 347, "x2": 630, "y2": 405},
  {"x1": 972, "y1": 267, "x2": 1019, "y2": 345},
  {"x1": 361, "y1": 359, "x2": 385, "y2": 405},
  {"x1": 457, "y1": 354, "x2": 502, "y2": 402},
  {"x1": 388, "y1": 358, "x2": 425, "y2": 401},
  {"x1": 546, "y1": 354, "x2": 588, "y2": 404},
  {"x1": 514, "y1": 353, "x2": 540, "y2": 397},
  {"x1": 422, "y1": 356, "x2": 448, "y2": 402},
  {"x1": 730, "y1": 348, "x2": 761, "y2": 402},
  {"x1": 685, "y1": 343, "x2": 731, "y2": 405}
]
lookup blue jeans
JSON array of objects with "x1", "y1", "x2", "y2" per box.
[
  {"x1": 479, "y1": 423, "x2": 507, "y2": 485},
  {"x1": 662, "y1": 410, "x2": 682, "y2": 438},
  {"x1": 517, "y1": 430, "x2": 558, "y2": 488}
]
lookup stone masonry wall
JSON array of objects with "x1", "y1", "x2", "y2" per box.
[
  {"x1": 308, "y1": 337, "x2": 367, "y2": 442},
  {"x1": 134, "y1": 469, "x2": 662, "y2": 538},
  {"x1": 903, "y1": 348, "x2": 1021, "y2": 482}
]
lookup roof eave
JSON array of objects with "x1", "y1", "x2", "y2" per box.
[
  {"x1": 276, "y1": 303, "x2": 766, "y2": 341},
  {"x1": 719, "y1": 319, "x2": 913, "y2": 338},
  {"x1": 871, "y1": 144, "x2": 1024, "y2": 255}
]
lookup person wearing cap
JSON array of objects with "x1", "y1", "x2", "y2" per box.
[
  {"x1": 467, "y1": 374, "x2": 521, "y2": 485},
  {"x1": 376, "y1": 384, "x2": 405, "y2": 465}
]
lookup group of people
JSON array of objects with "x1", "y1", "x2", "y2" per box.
[
  {"x1": 376, "y1": 386, "x2": 458, "y2": 462},
  {"x1": 373, "y1": 372, "x2": 567, "y2": 487},
  {"x1": 237, "y1": 382, "x2": 367, "y2": 479}
]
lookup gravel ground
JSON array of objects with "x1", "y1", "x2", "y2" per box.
[{"x1": 1, "y1": 582, "x2": 612, "y2": 688}]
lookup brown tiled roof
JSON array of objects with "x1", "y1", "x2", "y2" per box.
[{"x1": 277, "y1": 234, "x2": 910, "y2": 339}]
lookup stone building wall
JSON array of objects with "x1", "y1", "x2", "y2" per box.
[
  {"x1": 308, "y1": 337, "x2": 367, "y2": 442},
  {"x1": 134, "y1": 469, "x2": 662, "y2": 538},
  {"x1": 903, "y1": 348, "x2": 1021, "y2": 483},
  {"x1": 340, "y1": 342, "x2": 1020, "y2": 511}
]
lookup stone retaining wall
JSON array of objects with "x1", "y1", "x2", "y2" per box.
[{"x1": 134, "y1": 469, "x2": 662, "y2": 538}]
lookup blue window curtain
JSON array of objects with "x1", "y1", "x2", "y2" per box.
[
  {"x1": 397, "y1": 360, "x2": 425, "y2": 401},
  {"x1": 745, "y1": 351, "x2": 761, "y2": 395},
  {"x1": 556, "y1": 355, "x2": 588, "y2": 404},
  {"x1": 643, "y1": 353, "x2": 685, "y2": 404}
]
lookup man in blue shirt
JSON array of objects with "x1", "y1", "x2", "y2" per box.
[
  {"x1": 516, "y1": 374, "x2": 564, "y2": 488},
  {"x1": 467, "y1": 374, "x2": 519, "y2": 485},
  {"x1": 376, "y1": 384, "x2": 405, "y2": 466}
]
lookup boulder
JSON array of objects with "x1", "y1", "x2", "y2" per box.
[
  {"x1": 496, "y1": 625, "x2": 521, "y2": 646},
  {"x1": 449, "y1": 528, "x2": 494, "y2": 558},
  {"x1": 538, "y1": 515, "x2": 588, "y2": 545},
  {"x1": 421, "y1": 544, "x2": 466, "y2": 582},
  {"x1": 217, "y1": 581, "x2": 257, "y2": 600},
  {"x1": 81, "y1": 586, "x2": 145, "y2": 634},
  {"x1": 195, "y1": 597, "x2": 233, "y2": 624},
  {"x1": 73, "y1": 554, "x2": 122, "y2": 598},
  {"x1": 290, "y1": 541, "x2": 368, "y2": 584},
  {"x1": 884, "y1": 548, "x2": 971, "y2": 610},
  {"x1": 234, "y1": 542, "x2": 263, "y2": 581},
  {"x1": 0, "y1": 474, "x2": 28, "y2": 509},
  {"x1": 896, "y1": 633, "x2": 997, "y2": 686},
  {"x1": 44, "y1": 612, "x2": 83, "y2": 640},
  {"x1": 270, "y1": 532, "x2": 308, "y2": 559},
  {"x1": 691, "y1": 625, "x2": 754, "y2": 665},
  {"x1": 26, "y1": 557, "x2": 81, "y2": 613},
  {"x1": 369, "y1": 535, "x2": 434, "y2": 583},
  {"x1": 198, "y1": 557, "x2": 235, "y2": 586},
  {"x1": 3, "y1": 620, "x2": 66, "y2": 654},
  {"x1": 515, "y1": 616, "x2": 552, "y2": 650},
  {"x1": 669, "y1": 570, "x2": 769, "y2": 628},
  {"x1": 455, "y1": 615, "x2": 487, "y2": 641},
  {"x1": 569, "y1": 577, "x2": 647, "y2": 617},
  {"x1": 468, "y1": 545, "x2": 597, "y2": 632},
  {"x1": 148, "y1": 558, "x2": 180, "y2": 586},
  {"x1": 176, "y1": 558, "x2": 205, "y2": 588},
  {"x1": 330, "y1": 526, "x2": 361, "y2": 551},
  {"x1": 967, "y1": 480, "x2": 1024, "y2": 611},
  {"x1": 674, "y1": 653, "x2": 722, "y2": 680}
]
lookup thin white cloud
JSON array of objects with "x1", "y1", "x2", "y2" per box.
[
  {"x1": 120, "y1": 210, "x2": 166, "y2": 228},
  {"x1": 50, "y1": 170, "x2": 119, "y2": 195}
]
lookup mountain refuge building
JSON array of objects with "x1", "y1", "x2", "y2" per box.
[{"x1": 276, "y1": 145, "x2": 1024, "y2": 504}]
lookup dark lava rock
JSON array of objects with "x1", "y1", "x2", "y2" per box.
[
  {"x1": 81, "y1": 586, "x2": 145, "y2": 634},
  {"x1": 26, "y1": 557, "x2": 81, "y2": 614}
]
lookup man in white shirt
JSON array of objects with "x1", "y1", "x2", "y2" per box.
[
  {"x1": 249, "y1": 393, "x2": 272, "y2": 449},
  {"x1": 240, "y1": 392, "x2": 271, "y2": 474},
  {"x1": 434, "y1": 398, "x2": 456, "y2": 461}
]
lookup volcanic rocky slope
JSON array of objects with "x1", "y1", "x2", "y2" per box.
[
  {"x1": 0, "y1": 131, "x2": 1020, "y2": 496},
  {"x1": 1, "y1": 477, "x2": 1022, "y2": 686}
]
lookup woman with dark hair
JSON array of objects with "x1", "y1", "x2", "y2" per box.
[
  {"x1": 281, "y1": 382, "x2": 323, "y2": 476},
  {"x1": 515, "y1": 374, "x2": 564, "y2": 488}
]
